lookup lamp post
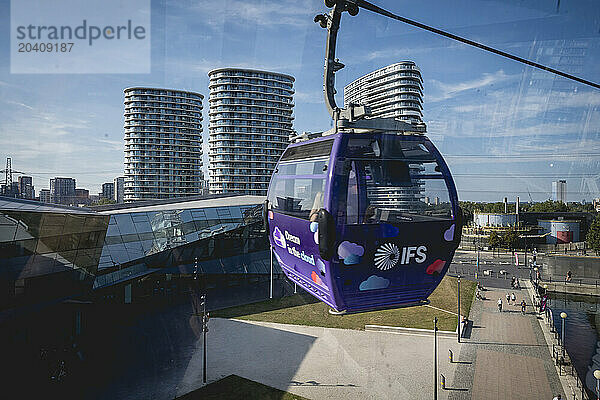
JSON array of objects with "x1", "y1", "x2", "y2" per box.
[
  {"x1": 433, "y1": 317, "x2": 438, "y2": 400},
  {"x1": 534, "y1": 267, "x2": 539, "y2": 288},
  {"x1": 199, "y1": 294, "x2": 208, "y2": 384},
  {"x1": 593, "y1": 369, "x2": 600, "y2": 400},
  {"x1": 524, "y1": 234, "x2": 528, "y2": 270},
  {"x1": 270, "y1": 244, "x2": 273, "y2": 299},
  {"x1": 560, "y1": 312, "x2": 567, "y2": 359},
  {"x1": 457, "y1": 276, "x2": 461, "y2": 343}
]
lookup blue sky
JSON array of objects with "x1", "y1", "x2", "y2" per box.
[{"x1": 0, "y1": 0, "x2": 599, "y2": 202}]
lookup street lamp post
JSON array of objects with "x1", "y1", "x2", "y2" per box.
[
  {"x1": 457, "y1": 276, "x2": 461, "y2": 343},
  {"x1": 524, "y1": 235, "x2": 528, "y2": 270},
  {"x1": 433, "y1": 317, "x2": 438, "y2": 400},
  {"x1": 270, "y1": 244, "x2": 273, "y2": 299},
  {"x1": 560, "y1": 312, "x2": 567, "y2": 359},
  {"x1": 593, "y1": 369, "x2": 600, "y2": 400}
]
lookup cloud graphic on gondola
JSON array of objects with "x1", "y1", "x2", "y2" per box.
[
  {"x1": 374, "y1": 243, "x2": 400, "y2": 270},
  {"x1": 316, "y1": 258, "x2": 326, "y2": 275},
  {"x1": 337, "y1": 241, "x2": 364, "y2": 265},
  {"x1": 273, "y1": 227, "x2": 286, "y2": 249},
  {"x1": 426, "y1": 259, "x2": 446, "y2": 275},
  {"x1": 310, "y1": 222, "x2": 319, "y2": 244},
  {"x1": 359, "y1": 275, "x2": 390, "y2": 291},
  {"x1": 311, "y1": 271, "x2": 325, "y2": 287},
  {"x1": 444, "y1": 224, "x2": 455, "y2": 241},
  {"x1": 344, "y1": 254, "x2": 361, "y2": 265}
]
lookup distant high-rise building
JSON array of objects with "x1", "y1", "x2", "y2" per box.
[
  {"x1": 123, "y1": 87, "x2": 204, "y2": 202},
  {"x1": 50, "y1": 177, "x2": 76, "y2": 205},
  {"x1": 552, "y1": 180, "x2": 567, "y2": 204},
  {"x1": 113, "y1": 176, "x2": 125, "y2": 203},
  {"x1": 344, "y1": 62, "x2": 426, "y2": 212},
  {"x1": 344, "y1": 61, "x2": 424, "y2": 124},
  {"x1": 1, "y1": 182, "x2": 20, "y2": 198},
  {"x1": 18, "y1": 176, "x2": 34, "y2": 199},
  {"x1": 208, "y1": 68, "x2": 294, "y2": 195},
  {"x1": 75, "y1": 188, "x2": 90, "y2": 205},
  {"x1": 39, "y1": 189, "x2": 51, "y2": 203},
  {"x1": 101, "y1": 182, "x2": 115, "y2": 200}
]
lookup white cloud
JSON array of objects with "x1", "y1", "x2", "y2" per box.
[
  {"x1": 427, "y1": 70, "x2": 515, "y2": 102},
  {"x1": 183, "y1": 0, "x2": 318, "y2": 29},
  {"x1": 3, "y1": 100, "x2": 34, "y2": 110}
]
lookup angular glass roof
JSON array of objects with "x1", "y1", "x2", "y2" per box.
[{"x1": 0, "y1": 196, "x2": 97, "y2": 215}]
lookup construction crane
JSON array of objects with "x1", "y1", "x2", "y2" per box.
[{"x1": 0, "y1": 157, "x2": 25, "y2": 196}]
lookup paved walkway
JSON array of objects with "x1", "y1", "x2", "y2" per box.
[
  {"x1": 448, "y1": 285, "x2": 565, "y2": 400},
  {"x1": 94, "y1": 280, "x2": 566, "y2": 399},
  {"x1": 179, "y1": 318, "x2": 463, "y2": 400}
]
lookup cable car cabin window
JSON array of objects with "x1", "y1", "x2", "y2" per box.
[
  {"x1": 268, "y1": 157, "x2": 328, "y2": 220},
  {"x1": 280, "y1": 139, "x2": 334, "y2": 162},
  {"x1": 342, "y1": 137, "x2": 453, "y2": 224}
]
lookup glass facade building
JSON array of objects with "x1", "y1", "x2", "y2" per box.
[
  {"x1": 0, "y1": 194, "x2": 283, "y2": 312},
  {"x1": 0, "y1": 198, "x2": 109, "y2": 315},
  {"x1": 123, "y1": 87, "x2": 204, "y2": 202},
  {"x1": 0, "y1": 194, "x2": 287, "y2": 395},
  {"x1": 207, "y1": 68, "x2": 295, "y2": 196},
  {"x1": 93, "y1": 194, "x2": 275, "y2": 289},
  {"x1": 344, "y1": 62, "x2": 424, "y2": 124}
]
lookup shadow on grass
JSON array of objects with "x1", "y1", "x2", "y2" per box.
[
  {"x1": 211, "y1": 293, "x2": 319, "y2": 319},
  {"x1": 176, "y1": 375, "x2": 309, "y2": 400}
]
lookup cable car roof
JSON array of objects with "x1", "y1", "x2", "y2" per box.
[{"x1": 291, "y1": 116, "x2": 427, "y2": 143}]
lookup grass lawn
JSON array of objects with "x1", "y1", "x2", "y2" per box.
[
  {"x1": 213, "y1": 276, "x2": 476, "y2": 332},
  {"x1": 176, "y1": 375, "x2": 309, "y2": 400}
]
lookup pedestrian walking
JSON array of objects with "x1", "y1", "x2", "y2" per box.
[
  {"x1": 521, "y1": 299, "x2": 526, "y2": 314},
  {"x1": 498, "y1": 298, "x2": 503, "y2": 312},
  {"x1": 552, "y1": 394, "x2": 562, "y2": 400},
  {"x1": 511, "y1": 293, "x2": 516, "y2": 303},
  {"x1": 506, "y1": 292, "x2": 510, "y2": 304},
  {"x1": 566, "y1": 270, "x2": 572, "y2": 283}
]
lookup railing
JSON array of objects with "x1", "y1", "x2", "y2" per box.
[
  {"x1": 544, "y1": 275, "x2": 600, "y2": 288},
  {"x1": 544, "y1": 305, "x2": 591, "y2": 400}
]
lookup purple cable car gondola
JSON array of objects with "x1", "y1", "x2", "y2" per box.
[
  {"x1": 266, "y1": 124, "x2": 462, "y2": 313},
  {"x1": 265, "y1": 0, "x2": 463, "y2": 313}
]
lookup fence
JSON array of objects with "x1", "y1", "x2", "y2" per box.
[{"x1": 542, "y1": 302, "x2": 591, "y2": 399}]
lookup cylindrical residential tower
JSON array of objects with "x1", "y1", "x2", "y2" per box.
[
  {"x1": 123, "y1": 87, "x2": 204, "y2": 202},
  {"x1": 207, "y1": 68, "x2": 295, "y2": 195},
  {"x1": 343, "y1": 61, "x2": 423, "y2": 124}
]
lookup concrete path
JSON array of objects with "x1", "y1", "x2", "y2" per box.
[
  {"x1": 178, "y1": 318, "x2": 463, "y2": 400},
  {"x1": 93, "y1": 274, "x2": 566, "y2": 399},
  {"x1": 448, "y1": 286, "x2": 565, "y2": 400}
]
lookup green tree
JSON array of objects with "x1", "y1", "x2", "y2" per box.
[
  {"x1": 93, "y1": 198, "x2": 116, "y2": 205},
  {"x1": 587, "y1": 214, "x2": 600, "y2": 253},
  {"x1": 503, "y1": 228, "x2": 519, "y2": 250},
  {"x1": 528, "y1": 200, "x2": 568, "y2": 213},
  {"x1": 488, "y1": 231, "x2": 502, "y2": 249}
]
